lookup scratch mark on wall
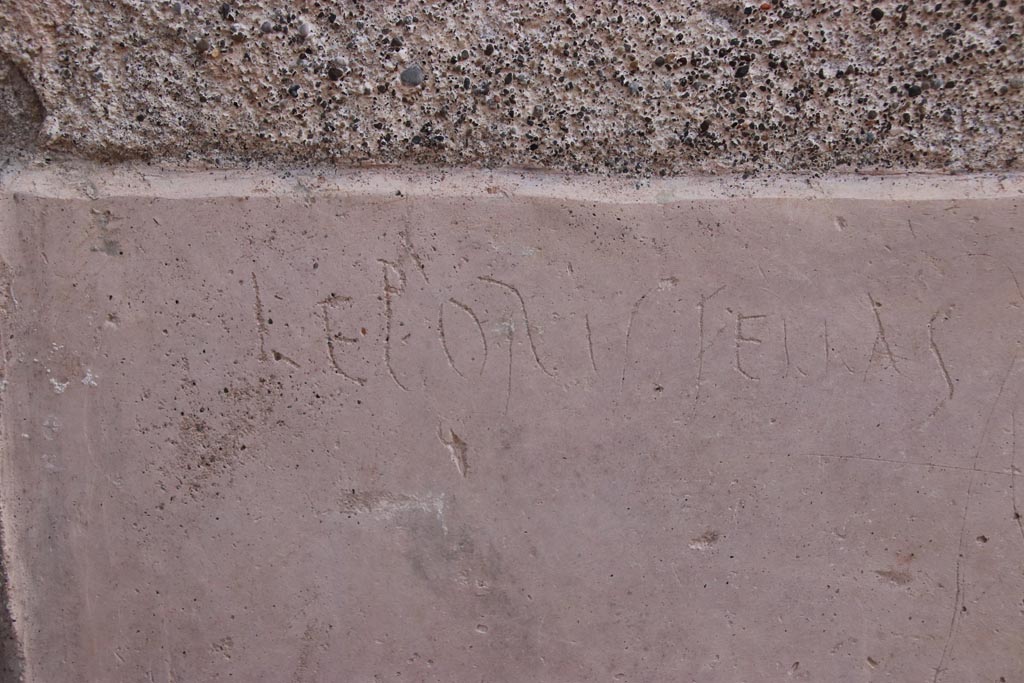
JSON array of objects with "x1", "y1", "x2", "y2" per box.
[
  {"x1": 928, "y1": 308, "x2": 956, "y2": 417},
  {"x1": 965, "y1": 252, "x2": 1024, "y2": 304},
  {"x1": 441, "y1": 298, "x2": 488, "y2": 376},
  {"x1": 782, "y1": 316, "x2": 791, "y2": 378},
  {"x1": 380, "y1": 260, "x2": 410, "y2": 391},
  {"x1": 1012, "y1": 403, "x2": 1024, "y2": 546},
  {"x1": 693, "y1": 285, "x2": 726, "y2": 414},
  {"x1": 271, "y1": 349, "x2": 301, "y2": 368},
  {"x1": 479, "y1": 275, "x2": 555, "y2": 377},
  {"x1": 251, "y1": 272, "x2": 268, "y2": 362},
  {"x1": 438, "y1": 424, "x2": 469, "y2": 478},
  {"x1": 438, "y1": 302, "x2": 464, "y2": 378},
  {"x1": 866, "y1": 292, "x2": 902, "y2": 378},
  {"x1": 813, "y1": 452, "x2": 1008, "y2": 476},
  {"x1": 824, "y1": 319, "x2": 830, "y2": 376},
  {"x1": 621, "y1": 289, "x2": 650, "y2": 388},
  {"x1": 735, "y1": 312, "x2": 766, "y2": 381},
  {"x1": 400, "y1": 226, "x2": 430, "y2": 284},
  {"x1": 585, "y1": 313, "x2": 598, "y2": 373},
  {"x1": 505, "y1": 323, "x2": 514, "y2": 414},
  {"x1": 931, "y1": 355, "x2": 1016, "y2": 683},
  {"x1": 319, "y1": 295, "x2": 365, "y2": 386}
]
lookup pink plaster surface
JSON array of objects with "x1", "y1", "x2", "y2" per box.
[{"x1": 1, "y1": 169, "x2": 1023, "y2": 682}]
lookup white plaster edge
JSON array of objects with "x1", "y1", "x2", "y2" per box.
[{"x1": 3, "y1": 162, "x2": 1024, "y2": 202}]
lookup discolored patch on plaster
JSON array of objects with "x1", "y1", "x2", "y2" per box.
[
  {"x1": 0, "y1": 522, "x2": 24, "y2": 683},
  {"x1": 874, "y1": 568, "x2": 913, "y2": 586}
]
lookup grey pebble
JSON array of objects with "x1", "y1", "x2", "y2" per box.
[
  {"x1": 400, "y1": 64, "x2": 424, "y2": 87},
  {"x1": 327, "y1": 58, "x2": 348, "y2": 81}
]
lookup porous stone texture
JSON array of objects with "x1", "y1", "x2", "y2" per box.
[
  {"x1": 0, "y1": 0, "x2": 1022, "y2": 173},
  {"x1": 0, "y1": 56, "x2": 43, "y2": 160},
  {"x1": 1, "y1": 168, "x2": 1023, "y2": 682}
]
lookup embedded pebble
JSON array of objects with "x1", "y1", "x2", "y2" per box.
[
  {"x1": 400, "y1": 64, "x2": 424, "y2": 87},
  {"x1": 327, "y1": 60, "x2": 347, "y2": 81}
]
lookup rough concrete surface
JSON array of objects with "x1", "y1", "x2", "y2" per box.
[
  {"x1": 0, "y1": 0, "x2": 1022, "y2": 173},
  {"x1": 0, "y1": 167, "x2": 1023, "y2": 681},
  {"x1": 0, "y1": 56, "x2": 43, "y2": 160}
]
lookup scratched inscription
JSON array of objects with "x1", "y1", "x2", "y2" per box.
[{"x1": 246, "y1": 256, "x2": 984, "y2": 417}]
